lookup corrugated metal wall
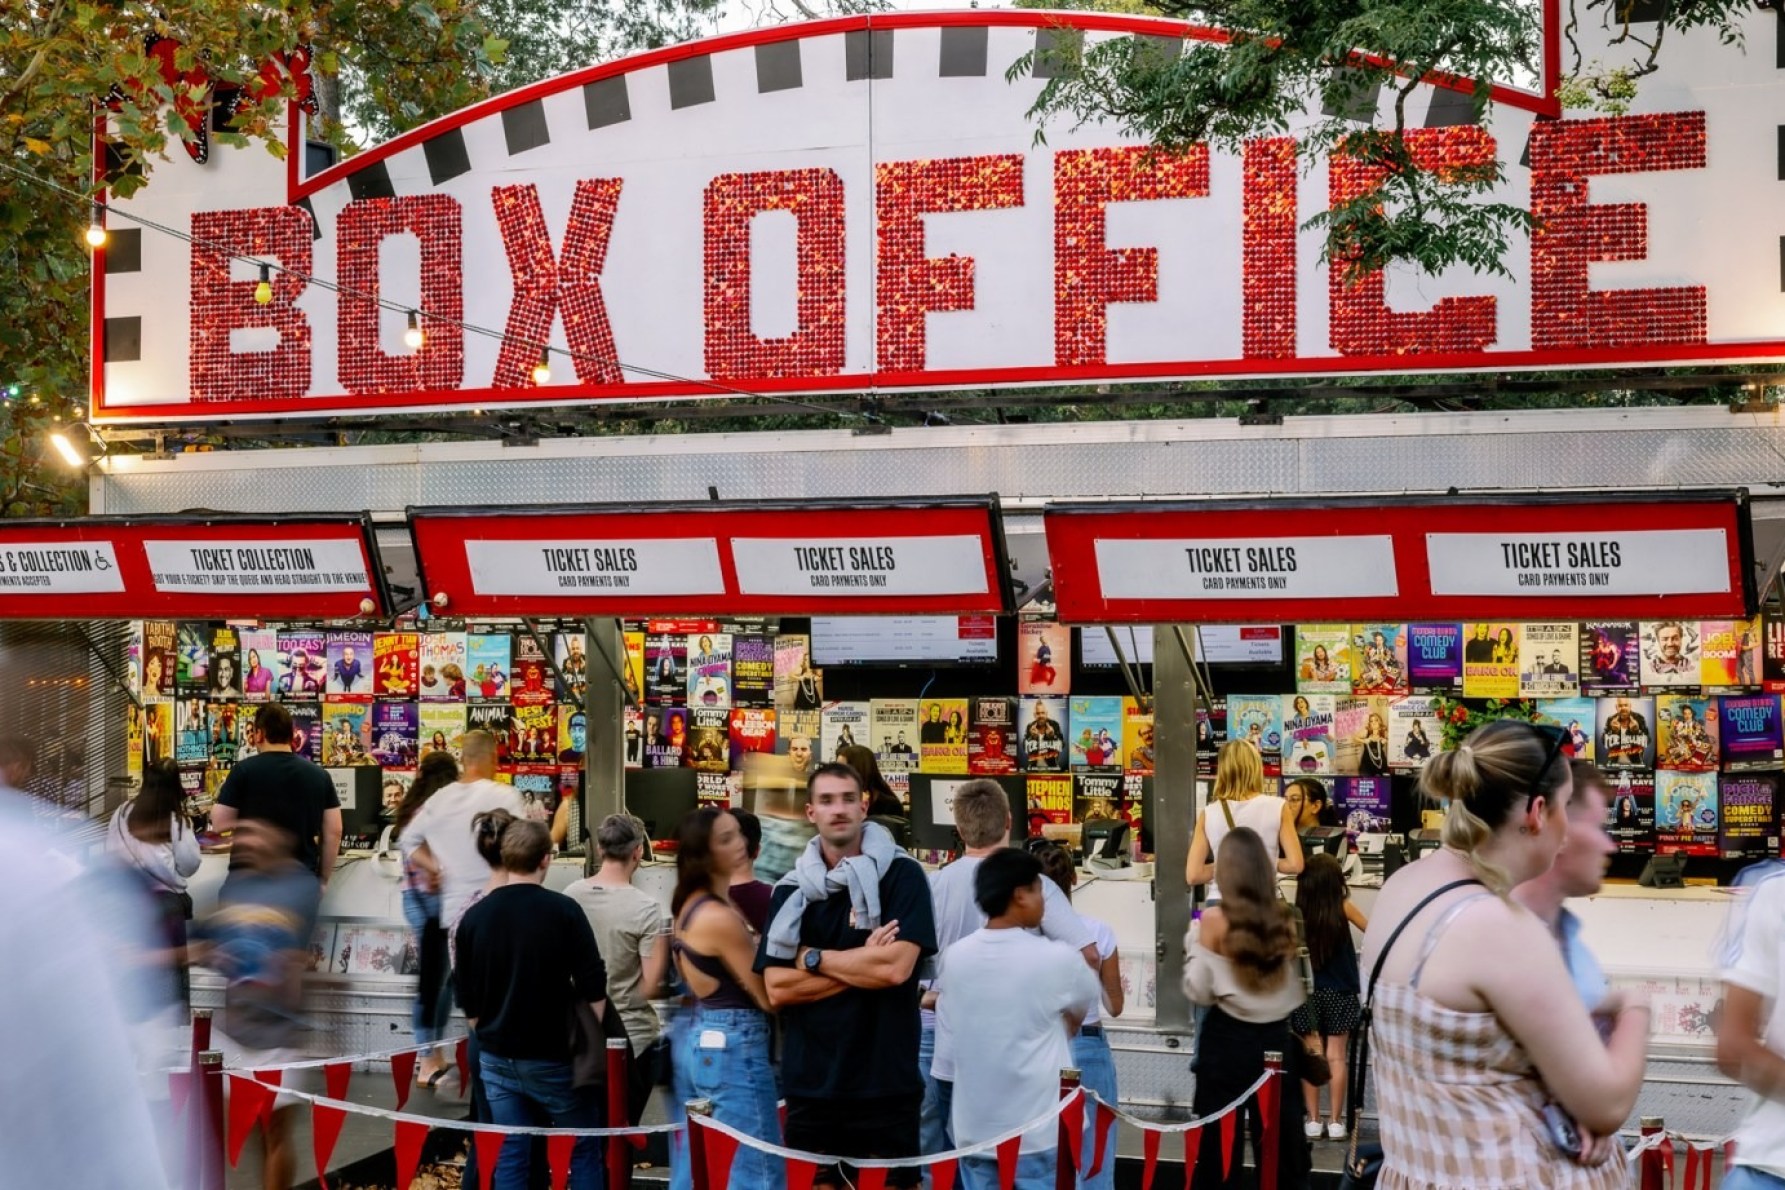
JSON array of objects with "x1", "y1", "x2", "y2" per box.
[{"x1": 0, "y1": 621, "x2": 133, "y2": 831}]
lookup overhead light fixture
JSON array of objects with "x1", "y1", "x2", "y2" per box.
[
  {"x1": 531, "y1": 347, "x2": 552, "y2": 386},
  {"x1": 50, "y1": 422, "x2": 104, "y2": 469},
  {"x1": 404, "y1": 310, "x2": 425, "y2": 350},
  {"x1": 254, "y1": 263, "x2": 273, "y2": 305},
  {"x1": 84, "y1": 207, "x2": 107, "y2": 248}
]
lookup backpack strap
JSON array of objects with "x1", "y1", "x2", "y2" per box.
[{"x1": 1218, "y1": 798, "x2": 1236, "y2": 830}]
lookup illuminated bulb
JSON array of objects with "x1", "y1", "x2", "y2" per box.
[
  {"x1": 49, "y1": 431, "x2": 85, "y2": 469},
  {"x1": 254, "y1": 263, "x2": 273, "y2": 305},
  {"x1": 84, "y1": 216, "x2": 107, "y2": 248},
  {"x1": 531, "y1": 348, "x2": 552, "y2": 385},
  {"x1": 404, "y1": 310, "x2": 424, "y2": 350}
]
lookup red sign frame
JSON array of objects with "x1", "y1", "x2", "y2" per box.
[
  {"x1": 1045, "y1": 492, "x2": 1755, "y2": 624},
  {"x1": 0, "y1": 515, "x2": 391, "y2": 620},
  {"x1": 407, "y1": 497, "x2": 1014, "y2": 617}
]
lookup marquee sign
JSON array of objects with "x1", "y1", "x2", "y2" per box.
[
  {"x1": 1044, "y1": 492, "x2": 1755, "y2": 624},
  {"x1": 93, "y1": 9, "x2": 1785, "y2": 422},
  {"x1": 407, "y1": 497, "x2": 1013, "y2": 616},
  {"x1": 0, "y1": 515, "x2": 391, "y2": 619}
]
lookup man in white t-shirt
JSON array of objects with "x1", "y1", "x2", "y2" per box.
[
  {"x1": 398, "y1": 730, "x2": 526, "y2": 932},
  {"x1": 1717, "y1": 865, "x2": 1785, "y2": 1188},
  {"x1": 939, "y1": 848, "x2": 1098, "y2": 1190},
  {"x1": 924, "y1": 780, "x2": 1096, "y2": 1157}
]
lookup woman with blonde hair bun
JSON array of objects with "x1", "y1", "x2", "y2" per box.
[
  {"x1": 1186, "y1": 739, "x2": 1304, "y2": 903},
  {"x1": 1357, "y1": 719, "x2": 1648, "y2": 1187}
]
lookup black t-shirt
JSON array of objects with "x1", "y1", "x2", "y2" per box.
[
  {"x1": 455, "y1": 883, "x2": 608, "y2": 1062},
  {"x1": 754, "y1": 856, "x2": 938, "y2": 1100},
  {"x1": 216, "y1": 751, "x2": 341, "y2": 876}
]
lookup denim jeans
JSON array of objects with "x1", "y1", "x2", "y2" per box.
[
  {"x1": 669, "y1": 1006, "x2": 783, "y2": 1190},
  {"x1": 960, "y1": 1149, "x2": 1057, "y2": 1190},
  {"x1": 479, "y1": 1051, "x2": 606, "y2": 1190},
  {"x1": 1070, "y1": 1030, "x2": 1118, "y2": 1190},
  {"x1": 1725, "y1": 1167, "x2": 1785, "y2": 1189},
  {"x1": 400, "y1": 886, "x2": 450, "y2": 1051},
  {"x1": 919, "y1": 1022, "x2": 951, "y2": 1156}
]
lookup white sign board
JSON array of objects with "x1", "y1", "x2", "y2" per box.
[
  {"x1": 462, "y1": 538, "x2": 726, "y2": 597},
  {"x1": 143, "y1": 539, "x2": 370, "y2": 594},
  {"x1": 731, "y1": 536, "x2": 991, "y2": 598},
  {"x1": 1094, "y1": 537, "x2": 1399, "y2": 601},
  {"x1": 1425, "y1": 530, "x2": 1734, "y2": 597},
  {"x1": 0, "y1": 542, "x2": 125, "y2": 594}
]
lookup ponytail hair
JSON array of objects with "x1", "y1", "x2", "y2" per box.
[
  {"x1": 1211, "y1": 739, "x2": 1264, "y2": 802},
  {"x1": 1419, "y1": 719, "x2": 1567, "y2": 894},
  {"x1": 1214, "y1": 827, "x2": 1297, "y2": 993},
  {"x1": 471, "y1": 808, "x2": 517, "y2": 869}
]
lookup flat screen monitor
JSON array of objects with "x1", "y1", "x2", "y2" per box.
[
  {"x1": 625, "y1": 768, "x2": 700, "y2": 841},
  {"x1": 329, "y1": 766, "x2": 390, "y2": 849},
  {"x1": 1078, "y1": 625, "x2": 1285, "y2": 667},
  {"x1": 906, "y1": 773, "x2": 1029, "y2": 851},
  {"x1": 810, "y1": 615, "x2": 999, "y2": 667},
  {"x1": 1300, "y1": 826, "x2": 1348, "y2": 860},
  {"x1": 1082, "y1": 817, "x2": 1131, "y2": 862}
]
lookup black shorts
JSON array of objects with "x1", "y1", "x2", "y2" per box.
[{"x1": 784, "y1": 1092, "x2": 923, "y2": 1189}]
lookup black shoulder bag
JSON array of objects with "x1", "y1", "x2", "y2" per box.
[{"x1": 1338, "y1": 878, "x2": 1483, "y2": 1190}]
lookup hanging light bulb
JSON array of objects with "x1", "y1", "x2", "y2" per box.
[
  {"x1": 404, "y1": 310, "x2": 425, "y2": 350},
  {"x1": 84, "y1": 207, "x2": 107, "y2": 248},
  {"x1": 531, "y1": 347, "x2": 552, "y2": 386},
  {"x1": 254, "y1": 263, "x2": 273, "y2": 305}
]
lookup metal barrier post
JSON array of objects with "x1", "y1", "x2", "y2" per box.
[
  {"x1": 686, "y1": 1100, "x2": 715, "y2": 1190},
  {"x1": 191, "y1": 1008, "x2": 212, "y2": 1058},
  {"x1": 1640, "y1": 1116, "x2": 1667, "y2": 1190},
  {"x1": 607, "y1": 1039, "x2": 631, "y2": 1190},
  {"x1": 1259, "y1": 1051, "x2": 1284, "y2": 1190},
  {"x1": 1057, "y1": 1067, "x2": 1082, "y2": 1190},
  {"x1": 199, "y1": 1050, "x2": 225, "y2": 1190}
]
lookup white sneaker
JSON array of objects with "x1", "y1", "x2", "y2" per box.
[
  {"x1": 1327, "y1": 1122, "x2": 1347, "y2": 1141},
  {"x1": 1304, "y1": 1121, "x2": 1323, "y2": 1139}
]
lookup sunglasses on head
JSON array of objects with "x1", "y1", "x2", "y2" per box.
[{"x1": 1524, "y1": 721, "x2": 1572, "y2": 807}]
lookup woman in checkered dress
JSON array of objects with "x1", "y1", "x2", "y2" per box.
[{"x1": 1359, "y1": 720, "x2": 1650, "y2": 1188}]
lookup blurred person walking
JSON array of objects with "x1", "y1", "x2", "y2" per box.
[
  {"x1": 728, "y1": 809, "x2": 775, "y2": 934},
  {"x1": 1512, "y1": 761, "x2": 1618, "y2": 1019},
  {"x1": 107, "y1": 757, "x2": 202, "y2": 1014},
  {"x1": 392, "y1": 749, "x2": 460, "y2": 1090},
  {"x1": 399, "y1": 730, "x2": 526, "y2": 933},
  {"x1": 211, "y1": 704, "x2": 342, "y2": 887}
]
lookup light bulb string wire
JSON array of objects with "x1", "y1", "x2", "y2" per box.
[{"x1": 0, "y1": 156, "x2": 858, "y2": 422}]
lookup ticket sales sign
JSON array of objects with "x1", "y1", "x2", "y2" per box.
[
  {"x1": 1045, "y1": 494, "x2": 1753, "y2": 624},
  {"x1": 0, "y1": 517, "x2": 389, "y2": 619},
  {"x1": 408, "y1": 499, "x2": 1012, "y2": 616}
]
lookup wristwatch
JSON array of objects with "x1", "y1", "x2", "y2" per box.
[{"x1": 802, "y1": 948, "x2": 823, "y2": 973}]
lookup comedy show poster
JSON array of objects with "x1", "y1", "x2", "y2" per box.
[
  {"x1": 1518, "y1": 623, "x2": 1580, "y2": 699},
  {"x1": 1017, "y1": 619, "x2": 1071, "y2": 696},
  {"x1": 1461, "y1": 623, "x2": 1519, "y2": 699},
  {"x1": 1719, "y1": 774, "x2": 1780, "y2": 859},
  {"x1": 373, "y1": 632, "x2": 420, "y2": 698},
  {"x1": 1605, "y1": 770, "x2": 1656, "y2": 853},
  {"x1": 1579, "y1": 622, "x2": 1640, "y2": 696},
  {"x1": 968, "y1": 696, "x2": 1019, "y2": 776},
  {"x1": 1701, "y1": 618, "x2": 1763, "y2": 691},
  {"x1": 1656, "y1": 696, "x2": 1719, "y2": 772},
  {"x1": 1406, "y1": 624, "x2": 1462, "y2": 691},
  {"x1": 1295, "y1": 625, "x2": 1352, "y2": 694},
  {"x1": 1350, "y1": 624, "x2": 1408, "y2": 696},
  {"x1": 1536, "y1": 697, "x2": 1597, "y2": 764},
  {"x1": 1656, "y1": 770, "x2": 1719, "y2": 856},
  {"x1": 1598, "y1": 697, "x2": 1657, "y2": 771},
  {"x1": 1281, "y1": 693, "x2": 1335, "y2": 776},
  {"x1": 1227, "y1": 695, "x2": 1283, "y2": 764},
  {"x1": 1721, "y1": 695, "x2": 1785, "y2": 770}
]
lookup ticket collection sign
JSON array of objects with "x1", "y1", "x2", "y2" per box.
[
  {"x1": 407, "y1": 499, "x2": 1012, "y2": 616},
  {"x1": 1044, "y1": 494, "x2": 1754, "y2": 624},
  {"x1": 0, "y1": 517, "x2": 388, "y2": 619},
  {"x1": 94, "y1": 9, "x2": 1785, "y2": 422}
]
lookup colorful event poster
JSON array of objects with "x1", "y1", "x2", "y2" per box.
[
  {"x1": 1295, "y1": 625, "x2": 1352, "y2": 693},
  {"x1": 1657, "y1": 695, "x2": 1719, "y2": 772},
  {"x1": 1639, "y1": 621, "x2": 1701, "y2": 689},
  {"x1": 1350, "y1": 624, "x2": 1408, "y2": 696},
  {"x1": 419, "y1": 633, "x2": 468, "y2": 700},
  {"x1": 687, "y1": 631, "x2": 732, "y2": 710},
  {"x1": 509, "y1": 649, "x2": 554, "y2": 709},
  {"x1": 1124, "y1": 698, "x2": 1156, "y2": 776},
  {"x1": 1335, "y1": 776, "x2": 1392, "y2": 837},
  {"x1": 623, "y1": 706, "x2": 644, "y2": 768},
  {"x1": 557, "y1": 705, "x2": 587, "y2": 763},
  {"x1": 177, "y1": 624, "x2": 209, "y2": 690},
  {"x1": 206, "y1": 627, "x2": 243, "y2": 699},
  {"x1": 1580, "y1": 622, "x2": 1641, "y2": 696},
  {"x1": 774, "y1": 634, "x2": 822, "y2": 710},
  {"x1": 1026, "y1": 774, "x2": 1073, "y2": 828},
  {"x1": 1606, "y1": 770, "x2": 1656, "y2": 853},
  {"x1": 777, "y1": 709, "x2": 820, "y2": 775},
  {"x1": 729, "y1": 707, "x2": 778, "y2": 769},
  {"x1": 1196, "y1": 697, "x2": 1225, "y2": 779},
  {"x1": 288, "y1": 703, "x2": 322, "y2": 762},
  {"x1": 1281, "y1": 693, "x2": 1335, "y2": 776},
  {"x1": 175, "y1": 697, "x2": 209, "y2": 763},
  {"x1": 513, "y1": 703, "x2": 558, "y2": 763},
  {"x1": 1226, "y1": 695, "x2": 1283, "y2": 762},
  {"x1": 1701, "y1": 618, "x2": 1764, "y2": 690},
  {"x1": 322, "y1": 701, "x2": 375, "y2": 766},
  {"x1": 325, "y1": 631, "x2": 374, "y2": 698},
  {"x1": 277, "y1": 630, "x2": 327, "y2": 699},
  {"x1": 373, "y1": 632, "x2": 420, "y2": 698},
  {"x1": 1406, "y1": 624, "x2": 1462, "y2": 691},
  {"x1": 143, "y1": 702, "x2": 174, "y2": 767},
  {"x1": 239, "y1": 628, "x2": 277, "y2": 700},
  {"x1": 511, "y1": 769, "x2": 562, "y2": 825},
  {"x1": 1074, "y1": 771, "x2": 1126, "y2": 824},
  {"x1": 1656, "y1": 770, "x2": 1719, "y2": 856},
  {"x1": 870, "y1": 699, "x2": 920, "y2": 773},
  {"x1": 968, "y1": 697, "x2": 1019, "y2": 776},
  {"x1": 1536, "y1": 697, "x2": 1597, "y2": 763},
  {"x1": 695, "y1": 771, "x2": 733, "y2": 808},
  {"x1": 1598, "y1": 696, "x2": 1657, "y2": 771},
  {"x1": 1017, "y1": 619, "x2": 1071, "y2": 695},
  {"x1": 820, "y1": 701, "x2": 870, "y2": 762},
  {"x1": 622, "y1": 631, "x2": 646, "y2": 706},
  {"x1": 144, "y1": 621, "x2": 176, "y2": 699},
  {"x1": 207, "y1": 701, "x2": 248, "y2": 767},
  {"x1": 1068, "y1": 697, "x2": 1124, "y2": 770},
  {"x1": 647, "y1": 632, "x2": 685, "y2": 705},
  {"x1": 467, "y1": 633, "x2": 512, "y2": 701},
  {"x1": 1518, "y1": 623, "x2": 1580, "y2": 698},
  {"x1": 466, "y1": 702, "x2": 516, "y2": 764},
  {"x1": 553, "y1": 632, "x2": 589, "y2": 703},
  {"x1": 644, "y1": 707, "x2": 687, "y2": 769},
  {"x1": 1019, "y1": 696, "x2": 1069, "y2": 773},
  {"x1": 1719, "y1": 774, "x2": 1779, "y2": 859},
  {"x1": 1389, "y1": 695, "x2": 1440, "y2": 770},
  {"x1": 370, "y1": 701, "x2": 420, "y2": 767},
  {"x1": 731, "y1": 633, "x2": 774, "y2": 708},
  {"x1": 1461, "y1": 623, "x2": 1519, "y2": 699},
  {"x1": 1721, "y1": 694, "x2": 1784, "y2": 770},
  {"x1": 1767, "y1": 615, "x2": 1785, "y2": 694},
  {"x1": 1330, "y1": 696, "x2": 1389, "y2": 777},
  {"x1": 919, "y1": 698, "x2": 969, "y2": 774},
  {"x1": 419, "y1": 704, "x2": 465, "y2": 760}
]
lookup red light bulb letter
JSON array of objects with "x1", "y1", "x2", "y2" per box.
[
  {"x1": 337, "y1": 194, "x2": 465, "y2": 395},
  {"x1": 491, "y1": 179, "x2": 624, "y2": 389},
  {"x1": 190, "y1": 206, "x2": 313, "y2": 402},
  {"x1": 1242, "y1": 138, "x2": 1298, "y2": 360}
]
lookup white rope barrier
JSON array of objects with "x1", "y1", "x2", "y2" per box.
[{"x1": 1082, "y1": 1074, "x2": 1273, "y2": 1135}]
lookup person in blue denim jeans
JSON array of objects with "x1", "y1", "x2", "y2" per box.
[
  {"x1": 393, "y1": 751, "x2": 460, "y2": 1089},
  {"x1": 455, "y1": 817, "x2": 610, "y2": 1190},
  {"x1": 669, "y1": 807, "x2": 783, "y2": 1190}
]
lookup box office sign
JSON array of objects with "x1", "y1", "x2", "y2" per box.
[
  {"x1": 94, "y1": 10, "x2": 1785, "y2": 422},
  {"x1": 0, "y1": 517, "x2": 388, "y2": 619},
  {"x1": 1044, "y1": 493, "x2": 1753, "y2": 624},
  {"x1": 408, "y1": 499, "x2": 1012, "y2": 616}
]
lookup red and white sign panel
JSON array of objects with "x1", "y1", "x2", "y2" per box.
[
  {"x1": 0, "y1": 517, "x2": 389, "y2": 619},
  {"x1": 408, "y1": 499, "x2": 1012, "y2": 616},
  {"x1": 1045, "y1": 494, "x2": 1754, "y2": 624},
  {"x1": 93, "y1": 10, "x2": 1785, "y2": 422}
]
